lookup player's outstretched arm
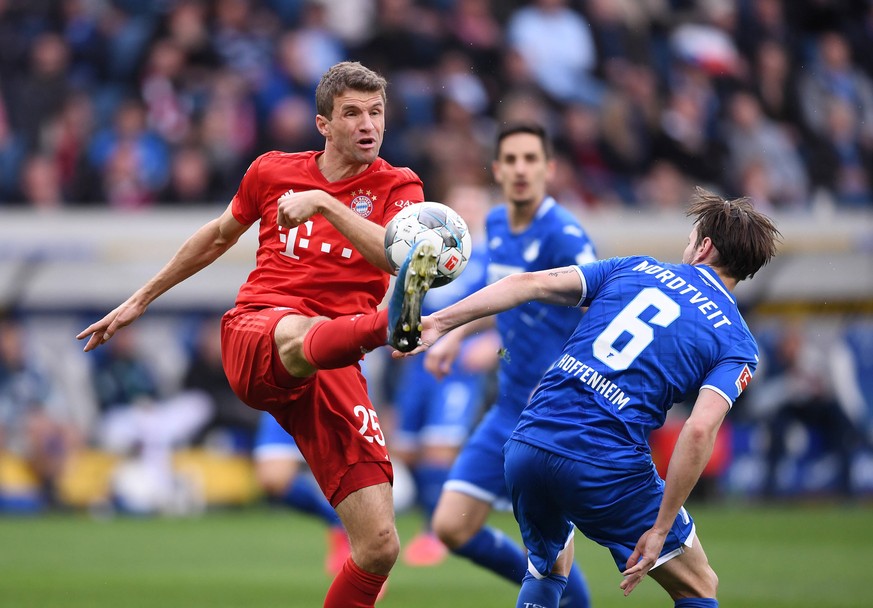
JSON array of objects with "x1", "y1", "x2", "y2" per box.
[
  {"x1": 620, "y1": 388, "x2": 729, "y2": 596},
  {"x1": 397, "y1": 267, "x2": 582, "y2": 360},
  {"x1": 76, "y1": 203, "x2": 249, "y2": 351},
  {"x1": 433, "y1": 266, "x2": 581, "y2": 332}
]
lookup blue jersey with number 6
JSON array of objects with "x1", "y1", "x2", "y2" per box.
[{"x1": 513, "y1": 256, "x2": 758, "y2": 472}]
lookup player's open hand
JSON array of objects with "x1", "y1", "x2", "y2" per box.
[
  {"x1": 620, "y1": 527, "x2": 667, "y2": 596},
  {"x1": 76, "y1": 299, "x2": 146, "y2": 352},
  {"x1": 390, "y1": 315, "x2": 437, "y2": 359}
]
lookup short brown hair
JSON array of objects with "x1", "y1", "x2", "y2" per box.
[
  {"x1": 494, "y1": 122, "x2": 553, "y2": 160},
  {"x1": 315, "y1": 61, "x2": 388, "y2": 118},
  {"x1": 687, "y1": 187, "x2": 781, "y2": 281}
]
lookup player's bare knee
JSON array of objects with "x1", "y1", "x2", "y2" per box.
[
  {"x1": 432, "y1": 515, "x2": 472, "y2": 550},
  {"x1": 685, "y1": 571, "x2": 719, "y2": 600},
  {"x1": 256, "y1": 474, "x2": 284, "y2": 497},
  {"x1": 704, "y1": 566, "x2": 719, "y2": 596},
  {"x1": 374, "y1": 528, "x2": 401, "y2": 569},
  {"x1": 274, "y1": 315, "x2": 322, "y2": 377},
  {"x1": 689, "y1": 559, "x2": 718, "y2": 597},
  {"x1": 673, "y1": 565, "x2": 719, "y2": 599},
  {"x1": 353, "y1": 526, "x2": 399, "y2": 573},
  {"x1": 254, "y1": 459, "x2": 298, "y2": 496},
  {"x1": 275, "y1": 337, "x2": 313, "y2": 377}
]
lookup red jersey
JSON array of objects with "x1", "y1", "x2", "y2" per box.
[{"x1": 231, "y1": 150, "x2": 424, "y2": 318}]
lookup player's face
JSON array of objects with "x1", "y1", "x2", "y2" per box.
[
  {"x1": 492, "y1": 133, "x2": 554, "y2": 207},
  {"x1": 318, "y1": 90, "x2": 385, "y2": 167}
]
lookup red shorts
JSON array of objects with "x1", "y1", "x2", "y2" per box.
[{"x1": 220, "y1": 306, "x2": 393, "y2": 506}]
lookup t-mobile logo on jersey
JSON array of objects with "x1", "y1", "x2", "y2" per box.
[{"x1": 278, "y1": 222, "x2": 353, "y2": 260}]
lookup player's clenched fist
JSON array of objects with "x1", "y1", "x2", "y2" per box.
[{"x1": 277, "y1": 189, "x2": 327, "y2": 228}]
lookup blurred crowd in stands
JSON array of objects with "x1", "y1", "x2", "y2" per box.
[
  {"x1": 1, "y1": 0, "x2": 873, "y2": 212},
  {"x1": 0, "y1": 314, "x2": 264, "y2": 514}
]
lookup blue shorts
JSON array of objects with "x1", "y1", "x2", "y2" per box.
[
  {"x1": 392, "y1": 356, "x2": 485, "y2": 451},
  {"x1": 252, "y1": 411, "x2": 303, "y2": 461},
  {"x1": 504, "y1": 439, "x2": 695, "y2": 575},
  {"x1": 443, "y1": 405, "x2": 518, "y2": 510}
]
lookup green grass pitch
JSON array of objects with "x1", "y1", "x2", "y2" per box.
[{"x1": 0, "y1": 503, "x2": 869, "y2": 607}]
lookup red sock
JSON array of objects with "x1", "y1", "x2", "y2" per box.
[
  {"x1": 323, "y1": 557, "x2": 388, "y2": 608},
  {"x1": 302, "y1": 310, "x2": 389, "y2": 369}
]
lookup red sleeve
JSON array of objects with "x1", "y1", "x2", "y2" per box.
[
  {"x1": 383, "y1": 168, "x2": 425, "y2": 225},
  {"x1": 231, "y1": 155, "x2": 264, "y2": 225}
]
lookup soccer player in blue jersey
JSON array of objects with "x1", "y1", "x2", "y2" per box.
[
  {"x1": 425, "y1": 123, "x2": 596, "y2": 606},
  {"x1": 411, "y1": 188, "x2": 780, "y2": 608}
]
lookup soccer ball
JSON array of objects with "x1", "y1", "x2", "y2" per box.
[{"x1": 384, "y1": 201, "x2": 472, "y2": 287}]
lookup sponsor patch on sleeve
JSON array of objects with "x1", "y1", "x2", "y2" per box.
[{"x1": 735, "y1": 364, "x2": 753, "y2": 394}]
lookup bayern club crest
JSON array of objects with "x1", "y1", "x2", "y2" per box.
[{"x1": 350, "y1": 191, "x2": 374, "y2": 217}]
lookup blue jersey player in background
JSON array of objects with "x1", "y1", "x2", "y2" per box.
[
  {"x1": 425, "y1": 123, "x2": 596, "y2": 606},
  {"x1": 410, "y1": 188, "x2": 780, "y2": 608}
]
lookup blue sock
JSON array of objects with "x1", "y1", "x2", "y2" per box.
[
  {"x1": 516, "y1": 571, "x2": 566, "y2": 608},
  {"x1": 453, "y1": 526, "x2": 527, "y2": 583},
  {"x1": 413, "y1": 463, "x2": 449, "y2": 527},
  {"x1": 675, "y1": 598, "x2": 718, "y2": 607},
  {"x1": 560, "y1": 563, "x2": 591, "y2": 608},
  {"x1": 282, "y1": 475, "x2": 342, "y2": 527}
]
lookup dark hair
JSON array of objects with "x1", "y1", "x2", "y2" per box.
[
  {"x1": 687, "y1": 187, "x2": 781, "y2": 281},
  {"x1": 494, "y1": 122, "x2": 552, "y2": 159},
  {"x1": 315, "y1": 61, "x2": 388, "y2": 118}
]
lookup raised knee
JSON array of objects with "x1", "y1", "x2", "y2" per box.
[
  {"x1": 275, "y1": 315, "x2": 322, "y2": 377},
  {"x1": 277, "y1": 337, "x2": 314, "y2": 377}
]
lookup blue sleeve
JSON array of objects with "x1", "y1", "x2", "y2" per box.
[
  {"x1": 577, "y1": 257, "x2": 623, "y2": 306},
  {"x1": 701, "y1": 339, "x2": 759, "y2": 408}
]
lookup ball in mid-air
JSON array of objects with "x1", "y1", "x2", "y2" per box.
[{"x1": 384, "y1": 201, "x2": 472, "y2": 287}]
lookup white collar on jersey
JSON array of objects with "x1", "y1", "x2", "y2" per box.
[
  {"x1": 694, "y1": 265, "x2": 735, "y2": 304},
  {"x1": 535, "y1": 196, "x2": 557, "y2": 219}
]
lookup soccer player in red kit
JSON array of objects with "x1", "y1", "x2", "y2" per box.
[{"x1": 77, "y1": 61, "x2": 437, "y2": 607}]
